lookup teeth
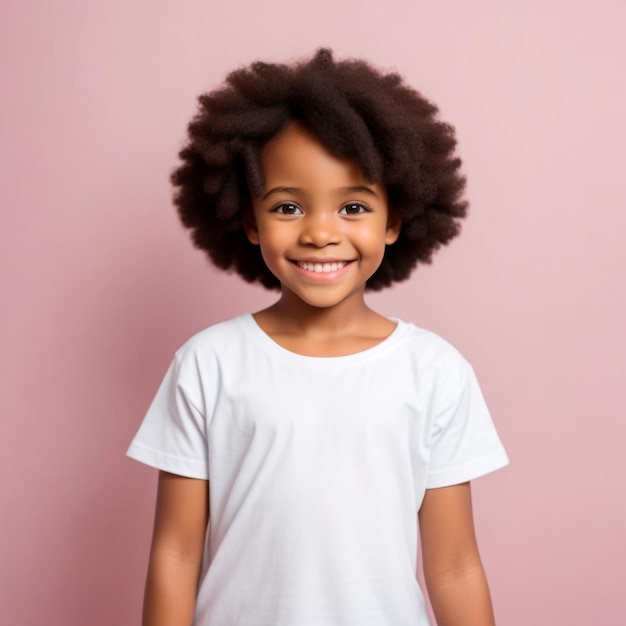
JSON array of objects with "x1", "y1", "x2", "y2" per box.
[{"x1": 296, "y1": 261, "x2": 347, "y2": 273}]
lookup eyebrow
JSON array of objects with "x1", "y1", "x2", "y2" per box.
[
  {"x1": 261, "y1": 187, "x2": 302, "y2": 200},
  {"x1": 261, "y1": 185, "x2": 380, "y2": 201},
  {"x1": 341, "y1": 186, "x2": 380, "y2": 198}
]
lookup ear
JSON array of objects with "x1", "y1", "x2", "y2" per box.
[
  {"x1": 243, "y1": 209, "x2": 260, "y2": 245},
  {"x1": 385, "y1": 209, "x2": 402, "y2": 245}
]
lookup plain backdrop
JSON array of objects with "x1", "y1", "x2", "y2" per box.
[{"x1": 1, "y1": 1, "x2": 625, "y2": 624}]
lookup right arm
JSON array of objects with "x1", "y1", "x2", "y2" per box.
[{"x1": 143, "y1": 471, "x2": 210, "y2": 626}]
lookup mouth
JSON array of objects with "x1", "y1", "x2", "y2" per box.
[{"x1": 292, "y1": 260, "x2": 351, "y2": 274}]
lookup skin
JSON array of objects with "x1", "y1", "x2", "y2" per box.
[
  {"x1": 143, "y1": 123, "x2": 496, "y2": 625},
  {"x1": 420, "y1": 484, "x2": 496, "y2": 626},
  {"x1": 143, "y1": 472, "x2": 209, "y2": 626},
  {"x1": 245, "y1": 122, "x2": 401, "y2": 356}
]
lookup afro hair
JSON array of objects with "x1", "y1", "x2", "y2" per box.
[{"x1": 171, "y1": 48, "x2": 468, "y2": 291}]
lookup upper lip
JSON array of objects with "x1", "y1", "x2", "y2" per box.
[{"x1": 290, "y1": 257, "x2": 354, "y2": 263}]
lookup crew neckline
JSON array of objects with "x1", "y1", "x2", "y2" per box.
[{"x1": 240, "y1": 312, "x2": 409, "y2": 366}]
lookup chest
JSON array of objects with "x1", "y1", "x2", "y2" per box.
[{"x1": 207, "y1": 352, "x2": 428, "y2": 455}]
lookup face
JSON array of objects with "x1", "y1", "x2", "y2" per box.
[{"x1": 245, "y1": 123, "x2": 400, "y2": 311}]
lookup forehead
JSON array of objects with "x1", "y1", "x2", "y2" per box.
[{"x1": 258, "y1": 123, "x2": 370, "y2": 188}]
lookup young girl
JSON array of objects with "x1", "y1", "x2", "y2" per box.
[{"x1": 128, "y1": 49, "x2": 509, "y2": 626}]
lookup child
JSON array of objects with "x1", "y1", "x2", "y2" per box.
[{"x1": 127, "y1": 48, "x2": 509, "y2": 626}]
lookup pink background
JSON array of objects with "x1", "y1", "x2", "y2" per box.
[{"x1": 2, "y1": 1, "x2": 624, "y2": 624}]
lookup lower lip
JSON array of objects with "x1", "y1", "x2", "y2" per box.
[{"x1": 290, "y1": 261, "x2": 353, "y2": 281}]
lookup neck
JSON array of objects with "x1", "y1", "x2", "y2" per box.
[{"x1": 262, "y1": 289, "x2": 377, "y2": 338}]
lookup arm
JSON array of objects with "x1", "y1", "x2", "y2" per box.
[
  {"x1": 143, "y1": 471, "x2": 210, "y2": 626},
  {"x1": 418, "y1": 483, "x2": 495, "y2": 626}
]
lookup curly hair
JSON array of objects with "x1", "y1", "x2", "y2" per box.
[{"x1": 172, "y1": 48, "x2": 468, "y2": 291}]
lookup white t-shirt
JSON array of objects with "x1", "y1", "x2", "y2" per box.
[{"x1": 127, "y1": 314, "x2": 509, "y2": 626}]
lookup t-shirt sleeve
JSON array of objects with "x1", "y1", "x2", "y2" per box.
[
  {"x1": 425, "y1": 351, "x2": 509, "y2": 489},
  {"x1": 126, "y1": 353, "x2": 209, "y2": 479}
]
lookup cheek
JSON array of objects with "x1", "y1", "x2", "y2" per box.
[
  {"x1": 354, "y1": 224, "x2": 390, "y2": 252},
  {"x1": 255, "y1": 225, "x2": 292, "y2": 268},
  {"x1": 256, "y1": 241, "x2": 283, "y2": 279},
  {"x1": 258, "y1": 225, "x2": 287, "y2": 250}
]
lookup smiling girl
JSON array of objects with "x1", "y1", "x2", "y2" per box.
[{"x1": 128, "y1": 49, "x2": 508, "y2": 626}]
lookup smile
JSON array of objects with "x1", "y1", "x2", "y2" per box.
[{"x1": 294, "y1": 261, "x2": 349, "y2": 273}]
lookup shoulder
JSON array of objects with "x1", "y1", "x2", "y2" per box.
[
  {"x1": 389, "y1": 320, "x2": 479, "y2": 398},
  {"x1": 173, "y1": 314, "x2": 252, "y2": 368},
  {"x1": 393, "y1": 319, "x2": 469, "y2": 367}
]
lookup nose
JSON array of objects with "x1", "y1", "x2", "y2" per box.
[{"x1": 299, "y1": 212, "x2": 340, "y2": 247}]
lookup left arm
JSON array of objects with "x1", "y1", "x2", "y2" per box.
[{"x1": 418, "y1": 482, "x2": 495, "y2": 626}]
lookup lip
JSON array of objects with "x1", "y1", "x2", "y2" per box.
[
  {"x1": 290, "y1": 257, "x2": 353, "y2": 263},
  {"x1": 289, "y1": 258, "x2": 354, "y2": 280}
]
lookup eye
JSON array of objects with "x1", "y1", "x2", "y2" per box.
[
  {"x1": 339, "y1": 202, "x2": 369, "y2": 216},
  {"x1": 273, "y1": 203, "x2": 303, "y2": 215}
]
